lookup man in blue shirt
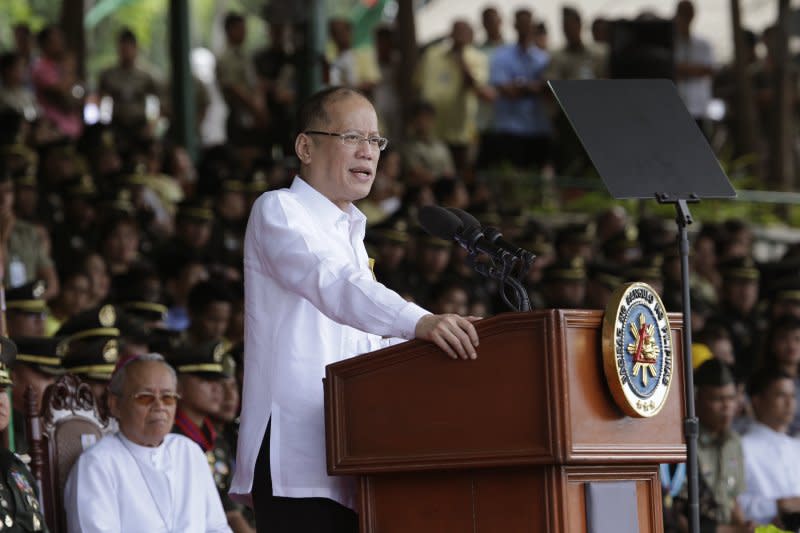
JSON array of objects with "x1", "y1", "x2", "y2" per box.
[{"x1": 484, "y1": 8, "x2": 552, "y2": 170}]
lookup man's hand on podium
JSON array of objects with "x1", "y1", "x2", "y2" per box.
[{"x1": 414, "y1": 314, "x2": 480, "y2": 361}]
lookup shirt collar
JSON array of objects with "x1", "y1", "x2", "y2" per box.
[
  {"x1": 117, "y1": 431, "x2": 167, "y2": 463},
  {"x1": 698, "y1": 423, "x2": 734, "y2": 445},
  {"x1": 290, "y1": 176, "x2": 366, "y2": 230}
]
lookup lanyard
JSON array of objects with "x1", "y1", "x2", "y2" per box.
[
  {"x1": 174, "y1": 411, "x2": 217, "y2": 452},
  {"x1": 117, "y1": 434, "x2": 173, "y2": 532}
]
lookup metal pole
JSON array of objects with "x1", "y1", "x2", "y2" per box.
[
  {"x1": 169, "y1": 0, "x2": 198, "y2": 159},
  {"x1": 676, "y1": 198, "x2": 700, "y2": 533}
]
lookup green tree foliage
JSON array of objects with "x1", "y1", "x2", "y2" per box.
[{"x1": 0, "y1": 0, "x2": 60, "y2": 48}]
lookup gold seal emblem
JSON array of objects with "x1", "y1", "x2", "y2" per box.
[
  {"x1": 99, "y1": 305, "x2": 116, "y2": 327},
  {"x1": 103, "y1": 339, "x2": 119, "y2": 363},
  {"x1": 602, "y1": 282, "x2": 674, "y2": 417}
]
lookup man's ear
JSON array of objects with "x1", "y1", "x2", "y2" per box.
[{"x1": 295, "y1": 133, "x2": 313, "y2": 165}]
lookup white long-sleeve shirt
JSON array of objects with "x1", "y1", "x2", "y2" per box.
[
  {"x1": 230, "y1": 177, "x2": 428, "y2": 508},
  {"x1": 738, "y1": 421, "x2": 800, "y2": 524},
  {"x1": 64, "y1": 432, "x2": 231, "y2": 532}
]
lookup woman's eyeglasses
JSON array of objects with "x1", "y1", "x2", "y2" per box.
[{"x1": 131, "y1": 391, "x2": 181, "y2": 407}]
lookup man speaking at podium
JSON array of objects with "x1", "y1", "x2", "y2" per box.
[{"x1": 230, "y1": 86, "x2": 480, "y2": 532}]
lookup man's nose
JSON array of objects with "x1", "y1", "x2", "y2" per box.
[{"x1": 355, "y1": 139, "x2": 375, "y2": 158}]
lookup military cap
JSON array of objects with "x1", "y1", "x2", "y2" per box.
[
  {"x1": 148, "y1": 327, "x2": 183, "y2": 355},
  {"x1": 626, "y1": 255, "x2": 664, "y2": 281},
  {"x1": 602, "y1": 226, "x2": 641, "y2": 254},
  {"x1": 694, "y1": 358, "x2": 735, "y2": 387},
  {"x1": 229, "y1": 341, "x2": 244, "y2": 369},
  {"x1": 519, "y1": 232, "x2": 554, "y2": 257},
  {"x1": 555, "y1": 223, "x2": 594, "y2": 246},
  {"x1": 370, "y1": 217, "x2": 410, "y2": 244},
  {"x1": 63, "y1": 337, "x2": 119, "y2": 382},
  {"x1": 245, "y1": 169, "x2": 270, "y2": 194},
  {"x1": 767, "y1": 275, "x2": 800, "y2": 304},
  {"x1": 5, "y1": 280, "x2": 48, "y2": 314},
  {"x1": 105, "y1": 188, "x2": 136, "y2": 215},
  {"x1": 177, "y1": 198, "x2": 214, "y2": 223},
  {"x1": 120, "y1": 301, "x2": 168, "y2": 324},
  {"x1": 11, "y1": 162, "x2": 37, "y2": 188},
  {"x1": 543, "y1": 257, "x2": 588, "y2": 282},
  {"x1": 56, "y1": 304, "x2": 121, "y2": 342},
  {"x1": 588, "y1": 261, "x2": 624, "y2": 290},
  {"x1": 170, "y1": 340, "x2": 230, "y2": 377},
  {"x1": 476, "y1": 210, "x2": 502, "y2": 228},
  {"x1": 0, "y1": 336, "x2": 18, "y2": 387},
  {"x1": 690, "y1": 289, "x2": 714, "y2": 316},
  {"x1": 420, "y1": 235, "x2": 453, "y2": 249},
  {"x1": 718, "y1": 256, "x2": 760, "y2": 281},
  {"x1": 1, "y1": 143, "x2": 38, "y2": 167},
  {"x1": 62, "y1": 173, "x2": 98, "y2": 198},
  {"x1": 36, "y1": 137, "x2": 75, "y2": 161},
  {"x1": 220, "y1": 177, "x2": 246, "y2": 193},
  {"x1": 769, "y1": 315, "x2": 800, "y2": 337},
  {"x1": 222, "y1": 353, "x2": 236, "y2": 379},
  {"x1": 120, "y1": 162, "x2": 149, "y2": 187},
  {"x1": 12, "y1": 336, "x2": 68, "y2": 376},
  {"x1": 78, "y1": 123, "x2": 116, "y2": 156}
]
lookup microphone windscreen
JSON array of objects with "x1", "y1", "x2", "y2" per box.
[
  {"x1": 418, "y1": 205, "x2": 463, "y2": 241},
  {"x1": 447, "y1": 208, "x2": 481, "y2": 231}
]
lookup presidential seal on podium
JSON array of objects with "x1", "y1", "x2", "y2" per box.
[{"x1": 602, "y1": 282, "x2": 674, "y2": 417}]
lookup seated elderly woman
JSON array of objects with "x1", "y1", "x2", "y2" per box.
[{"x1": 64, "y1": 353, "x2": 231, "y2": 532}]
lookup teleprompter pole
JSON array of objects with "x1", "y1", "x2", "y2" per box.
[{"x1": 657, "y1": 193, "x2": 700, "y2": 533}]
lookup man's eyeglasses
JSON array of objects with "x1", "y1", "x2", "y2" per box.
[
  {"x1": 131, "y1": 391, "x2": 181, "y2": 407},
  {"x1": 304, "y1": 130, "x2": 389, "y2": 151}
]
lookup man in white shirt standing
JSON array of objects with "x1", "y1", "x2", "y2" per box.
[
  {"x1": 65, "y1": 353, "x2": 232, "y2": 532},
  {"x1": 231, "y1": 86, "x2": 480, "y2": 532},
  {"x1": 739, "y1": 367, "x2": 800, "y2": 528},
  {"x1": 674, "y1": 0, "x2": 715, "y2": 135}
]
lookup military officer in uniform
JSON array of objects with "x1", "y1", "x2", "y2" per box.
[
  {"x1": 0, "y1": 335, "x2": 49, "y2": 532},
  {"x1": 671, "y1": 359, "x2": 750, "y2": 532},
  {"x1": 9, "y1": 336, "x2": 68, "y2": 453},
  {"x1": 540, "y1": 257, "x2": 587, "y2": 309},
  {"x1": 5, "y1": 281, "x2": 48, "y2": 338},
  {"x1": 710, "y1": 256, "x2": 764, "y2": 380},
  {"x1": 169, "y1": 341, "x2": 250, "y2": 531}
]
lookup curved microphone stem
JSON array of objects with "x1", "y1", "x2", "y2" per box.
[{"x1": 467, "y1": 253, "x2": 531, "y2": 312}]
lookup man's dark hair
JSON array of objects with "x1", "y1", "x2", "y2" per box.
[
  {"x1": 563, "y1": 6, "x2": 581, "y2": 24},
  {"x1": 36, "y1": 25, "x2": 58, "y2": 49},
  {"x1": 13, "y1": 23, "x2": 31, "y2": 36},
  {"x1": 374, "y1": 25, "x2": 394, "y2": 41},
  {"x1": 769, "y1": 315, "x2": 800, "y2": 339},
  {"x1": 0, "y1": 52, "x2": 21, "y2": 75},
  {"x1": 224, "y1": 12, "x2": 245, "y2": 32},
  {"x1": 296, "y1": 86, "x2": 365, "y2": 135},
  {"x1": 188, "y1": 279, "x2": 233, "y2": 316},
  {"x1": 747, "y1": 367, "x2": 793, "y2": 398},
  {"x1": 118, "y1": 27, "x2": 137, "y2": 45}
]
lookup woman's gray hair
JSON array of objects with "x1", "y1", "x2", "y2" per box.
[{"x1": 108, "y1": 353, "x2": 177, "y2": 397}]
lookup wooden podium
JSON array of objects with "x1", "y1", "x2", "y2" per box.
[{"x1": 324, "y1": 310, "x2": 686, "y2": 532}]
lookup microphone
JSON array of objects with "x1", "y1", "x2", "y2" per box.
[
  {"x1": 483, "y1": 226, "x2": 536, "y2": 262},
  {"x1": 447, "y1": 208, "x2": 534, "y2": 261},
  {"x1": 417, "y1": 205, "x2": 513, "y2": 261},
  {"x1": 417, "y1": 204, "x2": 462, "y2": 241}
]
